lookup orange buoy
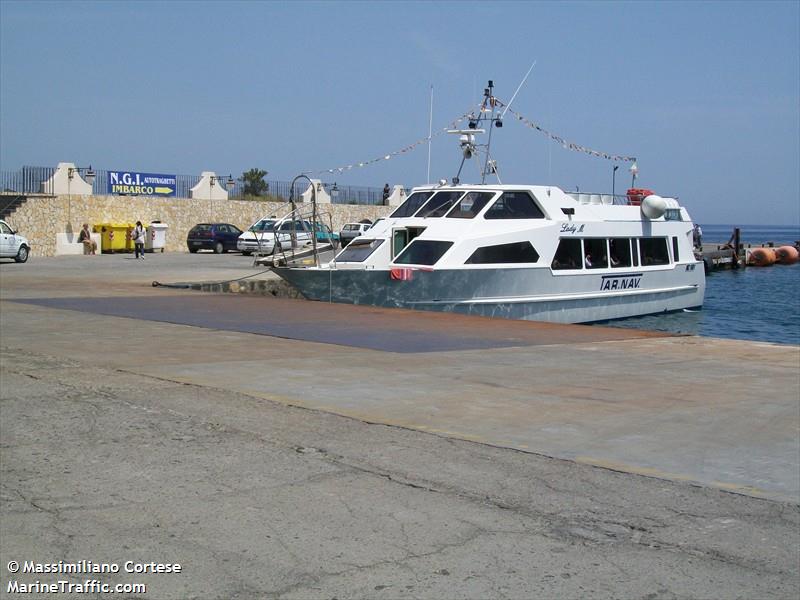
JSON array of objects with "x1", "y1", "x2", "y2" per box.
[
  {"x1": 748, "y1": 247, "x2": 777, "y2": 266},
  {"x1": 774, "y1": 245, "x2": 799, "y2": 265}
]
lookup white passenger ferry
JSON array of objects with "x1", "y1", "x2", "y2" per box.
[{"x1": 272, "y1": 85, "x2": 705, "y2": 324}]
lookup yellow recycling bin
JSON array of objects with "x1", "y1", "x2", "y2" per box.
[{"x1": 94, "y1": 223, "x2": 135, "y2": 253}]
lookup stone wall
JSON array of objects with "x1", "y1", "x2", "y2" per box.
[{"x1": 5, "y1": 195, "x2": 392, "y2": 257}]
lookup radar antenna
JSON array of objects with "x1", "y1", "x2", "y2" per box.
[{"x1": 448, "y1": 80, "x2": 504, "y2": 184}]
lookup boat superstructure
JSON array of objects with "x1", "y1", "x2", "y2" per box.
[{"x1": 272, "y1": 83, "x2": 705, "y2": 324}]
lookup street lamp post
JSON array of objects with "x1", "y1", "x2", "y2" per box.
[
  {"x1": 67, "y1": 165, "x2": 96, "y2": 227},
  {"x1": 209, "y1": 174, "x2": 235, "y2": 191},
  {"x1": 612, "y1": 165, "x2": 619, "y2": 201},
  {"x1": 208, "y1": 174, "x2": 235, "y2": 218},
  {"x1": 68, "y1": 165, "x2": 96, "y2": 187}
]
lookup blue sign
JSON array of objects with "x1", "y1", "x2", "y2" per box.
[{"x1": 108, "y1": 171, "x2": 176, "y2": 197}]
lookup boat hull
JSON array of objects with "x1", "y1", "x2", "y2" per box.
[{"x1": 272, "y1": 265, "x2": 705, "y2": 324}]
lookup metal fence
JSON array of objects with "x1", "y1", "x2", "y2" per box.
[
  {"x1": 0, "y1": 166, "x2": 388, "y2": 206},
  {"x1": 321, "y1": 182, "x2": 385, "y2": 205},
  {"x1": 0, "y1": 166, "x2": 56, "y2": 194}
]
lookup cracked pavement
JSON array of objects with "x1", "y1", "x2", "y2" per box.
[{"x1": 2, "y1": 348, "x2": 798, "y2": 599}]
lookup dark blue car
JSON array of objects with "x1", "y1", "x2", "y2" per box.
[{"x1": 187, "y1": 223, "x2": 244, "y2": 254}]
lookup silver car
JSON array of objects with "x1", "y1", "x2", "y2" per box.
[{"x1": 339, "y1": 222, "x2": 372, "y2": 247}]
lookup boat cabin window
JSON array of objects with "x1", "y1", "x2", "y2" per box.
[
  {"x1": 394, "y1": 240, "x2": 453, "y2": 266},
  {"x1": 393, "y1": 229, "x2": 408, "y2": 258},
  {"x1": 415, "y1": 191, "x2": 463, "y2": 218},
  {"x1": 554, "y1": 237, "x2": 672, "y2": 270},
  {"x1": 639, "y1": 237, "x2": 670, "y2": 266},
  {"x1": 484, "y1": 191, "x2": 545, "y2": 220},
  {"x1": 610, "y1": 238, "x2": 632, "y2": 268},
  {"x1": 447, "y1": 191, "x2": 495, "y2": 219},
  {"x1": 390, "y1": 192, "x2": 434, "y2": 218},
  {"x1": 336, "y1": 238, "x2": 384, "y2": 262},
  {"x1": 466, "y1": 241, "x2": 540, "y2": 264},
  {"x1": 551, "y1": 239, "x2": 582, "y2": 270},
  {"x1": 583, "y1": 238, "x2": 608, "y2": 269},
  {"x1": 392, "y1": 227, "x2": 427, "y2": 258}
]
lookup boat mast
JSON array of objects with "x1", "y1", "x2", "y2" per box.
[
  {"x1": 449, "y1": 80, "x2": 502, "y2": 185},
  {"x1": 481, "y1": 81, "x2": 498, "y2": 184}
]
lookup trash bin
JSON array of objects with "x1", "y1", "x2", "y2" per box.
[
  {"x1": 94, "y1": 223, "x2": 135, "y2": 253},
  {"x1": 146, "y1": 221, "x2": 169, "y2": 253}
]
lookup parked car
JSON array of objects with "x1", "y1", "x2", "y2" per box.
[
  {"x1": 273, "y1": 220, "x2": 314, "y2": 252},
  {"x1": 187, "y1": 223, "x2": 244, "y2": 253},
  {"x1": 313, "y1": 222, "x2": 340, "y2": 246},
  {"x1": 0, "y1": 219, "x2": 30, "y2": 263},
  {"x1": 237, "y1": 218, "x2": 277, "y2": 256},
  {"x1": 237, "y1": 219, "x2": 314, "y2": 255},
  {"x1": 339, "y1": 222, "x2": 372, "y2": 247}
]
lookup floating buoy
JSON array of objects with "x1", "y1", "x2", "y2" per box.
[
  {"x1": 748, "y1": 247, "x2": 777, "y2": 266},
  {"x1": 774, "y1": 245, "x2": 799, "y2": 265}
]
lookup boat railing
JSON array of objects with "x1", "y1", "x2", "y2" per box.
[
  {"x1": 565, "y1": 192, "x2": 631, "y2": 206},
  {"x1": 253, "y1": 203, "x2": 338, "y2": 267},
  {"x1": 566, "y1": 192, "x2": 681, "y2": 207}
]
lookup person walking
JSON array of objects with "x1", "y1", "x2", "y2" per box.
[{"x1": 132, "y1": 221, "x2": 146, "y2": 259}]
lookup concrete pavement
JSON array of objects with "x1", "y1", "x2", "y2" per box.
[{"x1": 1, "y1": 253, "x2": 798, "y2": 598}]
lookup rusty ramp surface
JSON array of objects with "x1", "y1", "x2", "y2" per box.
[{"x1": 13, "y1": 294, "x2": 667, "y2": 353}]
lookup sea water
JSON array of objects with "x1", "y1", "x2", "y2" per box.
[
  {"x1": 605, "y1": 224, "x2": 800, "y2": 346},
  {"x1": 700, "y1": 224, "x2": 800, "y2": 247}
]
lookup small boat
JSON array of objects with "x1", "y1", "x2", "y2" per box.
[{"x1": 272, "y1": 82, "x2": 705, "y2": 324}]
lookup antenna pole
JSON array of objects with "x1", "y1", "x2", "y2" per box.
[
  {"x1": 427, "y1": 85, "x2": 433, "y2": 184},
  {"x1": 501, "y1": 60, "x2": 536, "y2": 118},
  {"x1": 482, "y1": 81, "x2": 495, "y2": 184}
]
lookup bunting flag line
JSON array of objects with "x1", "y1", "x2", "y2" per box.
[
  {"x1": 305, "y1": 98, "x2": 635, "y2": 176},
  {"x1": 495, "y1": 99, "x2": 636, "y2": 163},
  {"x1": 304, "y1": 108, "x2": 477, "y2": 176}
]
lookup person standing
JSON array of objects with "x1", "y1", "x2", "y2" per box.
[
  {"x1": 693, "y1": 224, "x2": 703, "y2": 250},
  {"x1": 132, "y1": 221, "x2": 146, "y2": 259},
  {"x1": 382, "y1": 183, "x2": 390, "y2": 203}
]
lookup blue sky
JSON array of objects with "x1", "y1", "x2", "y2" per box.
[{"x1": 1, "y1": 0, "x2": 798, "y2": 225}]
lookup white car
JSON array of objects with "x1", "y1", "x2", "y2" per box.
[
  {"x1": 0, "y1": 219, "x2": 30, "y2": 263},
  {"x1": 237, "y1": 218, "x2": 277, "y2": 255},
  {"x1": 237, "y1": 218, "x2": 313, "y2": 255},
  {"x1": 339, "y1": 222, "x2": 372, "y2": 247}
]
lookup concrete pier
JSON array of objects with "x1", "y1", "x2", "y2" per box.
[{"x1": 1, "y1": 254, "x2": 798, "y2": 598}]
